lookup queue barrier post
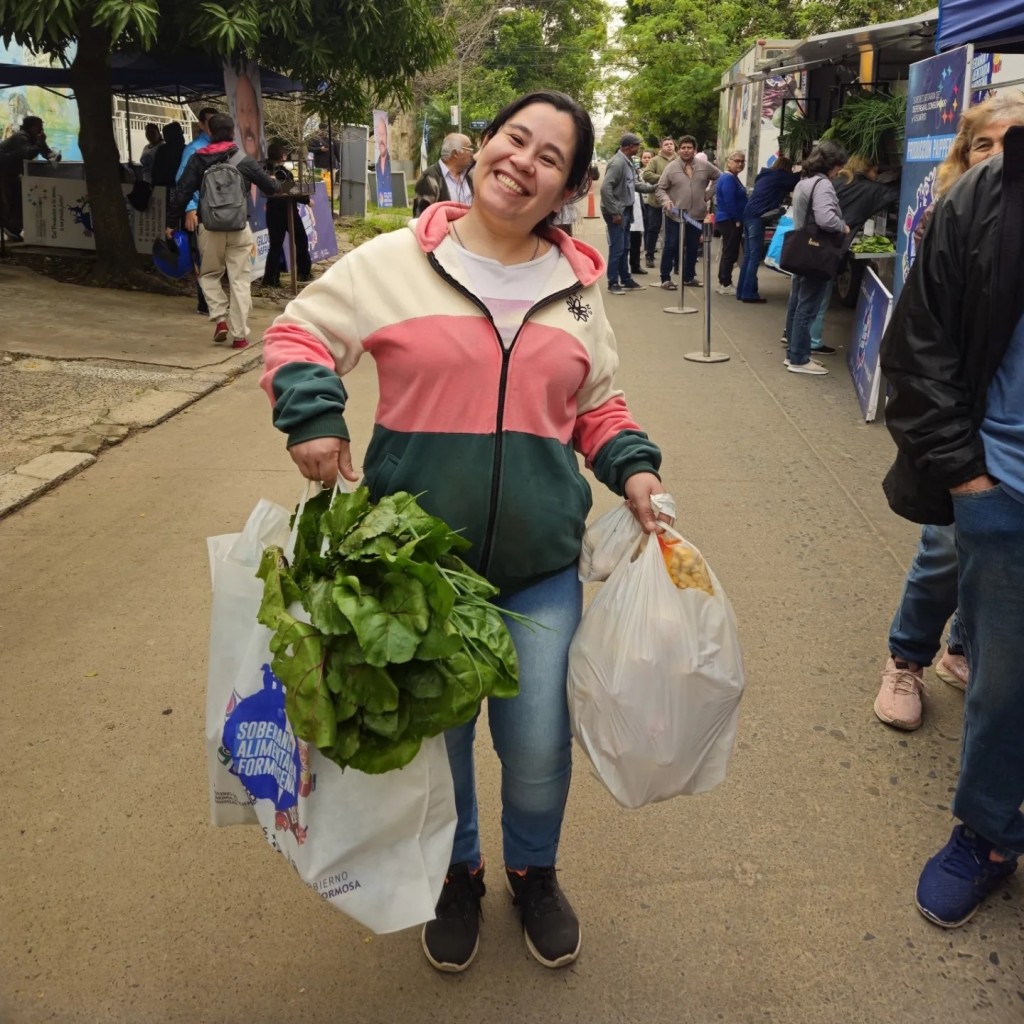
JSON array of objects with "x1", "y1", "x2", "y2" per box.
[
  {"x1": 663, "y1": 211, "x2": 697, "y2": 315},
  {"x1": 684, "y1": 218, "x2": 730, "y2": 363}
]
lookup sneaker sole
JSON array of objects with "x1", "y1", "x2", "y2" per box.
[
  {"x1": 915, "y1": 898, "x2": 978, "y2": 929},
  {"x1": 503, "y1": 873, "x2": 582, "y2": 969},
  {"x1": 213, "y1": 330, "x2": 229, "y2": 343},
  {"x1": 420, "y1": 926, "x2": 479, "y2": 973},
  {"x1": 934, "y1": 664, "x2": 968, "y2": 691},
  {"x1": 872, "y1": 695, "x2": 922, "y2": 731}
]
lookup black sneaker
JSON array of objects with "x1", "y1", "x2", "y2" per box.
[
  {"x1": 811, "y1": 344, "x2": 836, "y2": 355},
  {"x1": 421, "y1": 863, "x2": 485, "y2": 972},
  {"x1": 505, "y1": 866, "x2": 581, "y2": 968}
]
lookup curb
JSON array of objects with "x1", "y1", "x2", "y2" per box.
[{"x1": 0, "y1": 344, "x2": 264, "y2": 520}]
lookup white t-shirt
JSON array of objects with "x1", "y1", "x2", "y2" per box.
[{"x1": 453, "y1": 242, "x2": 562, "y2": 348}]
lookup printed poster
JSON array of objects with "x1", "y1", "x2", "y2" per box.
[
  {"x1": 246, "y1": 181, "x2": 339, "y2": 281},
  {"x1": 223, "y1": 61, "x2": 266, "y2": 161},
  {"x1": 847, "y1": 267, "x2": 893, "y2": 423},
  {"x1": 372, "y1": 110, "x2": 393, "y2": 207},
  {"x1": 894, "y1": 46, "x2": 971, "y2": 302}
]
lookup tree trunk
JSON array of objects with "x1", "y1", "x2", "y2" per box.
[{"x1": 69, "y1": 17, "x2": 142, "y2": 285}]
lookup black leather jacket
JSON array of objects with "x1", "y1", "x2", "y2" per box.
[{"x1": 881, "y1": 127, "x2": 1024, "y2": 524}]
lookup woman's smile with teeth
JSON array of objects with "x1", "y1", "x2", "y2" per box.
[{"x1": 496, "y1": 172, "x2": 526, "y2": 195}]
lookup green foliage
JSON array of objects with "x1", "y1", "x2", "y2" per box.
[
  {"x1": 778, "y1": 115, "x2": 823, "y2": 162},
  {"x1": 257, "y1": 488, "x2": 527, "y2": 775},
  {"x1": 344, "y1": 211, "x2": 410, "y2": 247},
  {"x1": 820, "y1": 91, "x2": 906, "y2": 165}
]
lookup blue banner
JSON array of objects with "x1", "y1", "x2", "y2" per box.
[
  {"x1": 847, "y1": 267, "x2": 893, "y2": 422},
  {"x1": 893, "y1": 46, "x2": 971, "y2": 302},
  {"x1": 938, "y1": 1, "x2": 1024, "y2": 52}
]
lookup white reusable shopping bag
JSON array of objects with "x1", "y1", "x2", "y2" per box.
[
  {"x1": 567, "y1": 529, "x2": 744, "y2": 809},
  {"x1": 206, "y1": 498, "x2": 457, "y2": 933}
]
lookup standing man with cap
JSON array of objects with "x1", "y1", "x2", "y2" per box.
[{"x1": 600, "y1": 132, "x2": 654, "y2": 295}]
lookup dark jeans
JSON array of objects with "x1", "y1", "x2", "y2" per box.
[
  {"x1": 0, "y1": 172, "x2": 22, "y2": 235},
  {"x1": 603, "y1": 209, "x2": 632, "y2": 287},
  {"x1": 952, "y1": 485, "x2": 1024, "y2": 854},
  {"x1": 736, "y1": 216, "x2": 766, "y2": 300},
  {"x1": 784, "y1": 274, "x2": 830, "y2": 365},
  {"x1": 717, "y1": 220, "x2": 742, "y2": 286},
  {"x1": 629, "y1": 229, "x2": 642, "y2": 273},
  {"x1": 642, "y1": 204, "x2": 662, "y2": 261},
  {"x1": 662, "y1": 220, "x2": 701, "y2": 282},
  {"x1": 263, "y1": 203, "x2": 311, "y2": 285}
]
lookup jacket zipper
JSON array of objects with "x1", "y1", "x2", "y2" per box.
[{"x1": 427, "y1": 251, "x2": 582, "y2": 576}]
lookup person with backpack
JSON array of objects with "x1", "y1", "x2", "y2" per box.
[{"x1": 166, "y1": 113, "x2": 280, "y2": 348}]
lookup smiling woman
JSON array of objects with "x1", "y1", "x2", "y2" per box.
[{"x1": 260, "y1": 88, "x2": 670, "y2": 975}]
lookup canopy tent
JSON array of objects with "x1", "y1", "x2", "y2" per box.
[
  {"x1": 937, "y1": 1, "x2": 1024, "y2": 52},
  {"x1": 0, "y1": 53, "x2": 303, "y2": 98}
]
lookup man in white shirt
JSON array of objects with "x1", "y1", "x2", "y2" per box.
[{"x1": 413, "y1": 134, "x2": 475, "y2": 214}]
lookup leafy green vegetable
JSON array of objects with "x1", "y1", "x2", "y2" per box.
[
  {"x1": 257, "y1": 488, "x2": 530, "y2": 775},
  {"x1": 850, "y1": 235, "x2": 895, "y2": 254}
]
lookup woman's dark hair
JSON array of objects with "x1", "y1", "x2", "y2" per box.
[
  {"x1": 162, "y1": 121, "x2": 184, "y2": 147},
  {"x1": 774, "y1": 155, "x2": 793, "y2": 174},
  {"x1": 801, "y1": 140, "x2": 847, "y2": 176},
  {"x1": 209, "y1": 113, "x2": 236, "y2": 144},
  {"x1": 481, "y1": 90, "x2": 596, "y2": 227}
]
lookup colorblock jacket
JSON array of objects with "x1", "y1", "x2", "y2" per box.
[{"x1": 261, "y1": 202, "x2": 662, "y2": 592}]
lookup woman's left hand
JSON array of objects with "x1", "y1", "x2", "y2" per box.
[{"x1": 624, "y1": 472, "x2": 672, "y2": 533}]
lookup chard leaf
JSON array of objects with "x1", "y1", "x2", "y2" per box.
[
  {"x1": 415, "y1": 622, "x2": 463, "y2": 660},
  {"x1": 337, "y1": 663, "x2": 400, "y2": 714},
  {"x1": 326, "y1": 718, "x2": 361, "y2": 764},
  {"x1": 322, "y1": 487, "x2": 371, "y2": 545},
  {"x1": 392, "y1": 557, "x2": 456, "y2": 619},
  {"x1": 256, "y1": 547, "x2": 303, "y2": 628},
  {"x1": 391, "y1": 661, "x2": 446, "y2": 699},
  {"x1": 362, "y1": 698, "x2": 410, "y2": 740},
  {"x1": 347, "y1": 732, "x2": 422, "y2": 774},
  {"x1": 334, "y1": 576, "x2": 427, "y2": 667},
  {"x1": 268, "y1": 621, "x2": 336, "y2": 749},
  {"x1": 307, "y1": 579, "x2": 352, "y2": 636}
]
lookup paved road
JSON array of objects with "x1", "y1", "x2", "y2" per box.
[{"x1": 2, "y1": 220, "x2": 1021, "y2": 1023}]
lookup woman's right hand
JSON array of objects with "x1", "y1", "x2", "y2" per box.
[{"x1": 288, "y1": 438, "x2": 360, "y2": 487}]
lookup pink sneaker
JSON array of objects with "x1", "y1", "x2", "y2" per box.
[
  {"x1": 874, "y1": 657, "x2": 925, "y2": 730},
  {"x1": 934, "y1": 651, "x2": 969, "y2": 692},
  {"x1": 231, "y1": 338, "x2": 249, "y2": 349},
  {"x1": 213, "y1": 320, "x2": 229, "y2": 344}
]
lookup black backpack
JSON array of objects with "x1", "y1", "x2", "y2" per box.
[{"x1": 199, "y1": 151, "x2": 248, "y2": 231}]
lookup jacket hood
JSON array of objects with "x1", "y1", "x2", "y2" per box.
[
  {"x1": 198, "y1": 141, "x2": 237, "y2": 157},
  {"x1": 413, "y1": 201, "x2": 605, "y2": 287}
]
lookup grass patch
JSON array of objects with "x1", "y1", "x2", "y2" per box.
[{"x1": 343, "y1": 209, "x2": 411, "y2": 247}]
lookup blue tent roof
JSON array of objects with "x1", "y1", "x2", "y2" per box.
[
  {"x1": 937, "y1": 0, "x2": 1024, "y2": 52},
  {"x1": 0, "y1": 53, "x2": 303, "y2": 97}
]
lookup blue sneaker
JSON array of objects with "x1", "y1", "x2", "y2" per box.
[{"x1": 916, "y1": 825, "x2": 1018, "y2": 928}]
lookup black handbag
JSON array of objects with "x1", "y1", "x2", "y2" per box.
[{"x1": 780, "y1": 179, "x2": 843, "y2": 280}]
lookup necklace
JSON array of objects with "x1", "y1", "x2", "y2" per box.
[{"x1": 450, "y1": 220, "x2": 541, "y2": 263}]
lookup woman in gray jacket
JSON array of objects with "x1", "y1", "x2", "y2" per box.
[{"x1": 783, "y1": 142, "x2": 849, "y2": 375}]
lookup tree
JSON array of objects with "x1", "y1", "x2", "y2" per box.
[{"x1": 0, "y1": 0, "x2": 451, "y2": 284}]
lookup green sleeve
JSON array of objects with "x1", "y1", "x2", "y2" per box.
[
  {"x1": 591, "y1": 430, "x2": 662, "y2": 495},
  {"x1": 270, "y1": 362, "x2": 350, "y2": 447}
]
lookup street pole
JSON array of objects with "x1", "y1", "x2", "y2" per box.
[
  {"x1": 684, "y1": 219, "x2": 730, "y2": 364},
  {"x1": 457, "y1": 60, "x2": 463, "y2": 132}
]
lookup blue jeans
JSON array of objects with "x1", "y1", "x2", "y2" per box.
[
  {"x1": 785, "y1": 274, "x2": 831, "y2": 366},
  {"x1": 642, "y1": 204, "x2": 662, "y2": 261},
  {"x1": 951, "y1": 486, "x2": 1024, "y2": 854},
  {"x1": 660, "y1": 218, "x2": 700, "y2": 283},
  {"x1": 736, "y1": 216, "x2": 766, "y2": 300},
  {"x1": 888, "y1": 524, "x2": 961, "y2": 665},
  {"x1": 603, "y1": 210, "x2": 632, "y2": 287},
  {"x1": 445, "y1": 565, "x2": 582, "y2": 871},
  {"x1": 810, "y1": 280, "x2": 833, "y2": 349}
]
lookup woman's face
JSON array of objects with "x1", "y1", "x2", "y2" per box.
[
  {"x1": 473, "y1": 102, "x2": 576, "y2": 228},
  {"x1": 968, "y1": 118, "x2": 1019, "y2": 167}
]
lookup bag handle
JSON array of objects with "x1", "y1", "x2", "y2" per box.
[{"x1": 285, "y1": 479, "x2": 354, "y2": 560}]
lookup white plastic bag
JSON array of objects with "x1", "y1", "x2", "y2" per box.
[
  {"x1": 578, "y1": 494, "x2": 677, "y2": 583},
  {"x1": 206, "y1": 498, "x2": 458, "y2": 933},
  {"x1": 567, "y1": 527, "x2": 744, "y2": 808}
]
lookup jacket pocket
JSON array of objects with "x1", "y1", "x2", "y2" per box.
[{"x1": 363, "y1": 451, "x2": 400, "y2": 500}]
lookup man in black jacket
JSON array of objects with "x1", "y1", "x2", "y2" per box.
[
  {"x1": 0, "y1": 116, "x2": 59, "y2": 240},
  {"x1": 412, "y1": 133, "x2": 474, "y2": 216},
  {"x1": 881, "y1": 127, "x2": 1024, "y2": 929},
  {"x1": 167, "y1": 114, "x2": 279, "y2": 348}
]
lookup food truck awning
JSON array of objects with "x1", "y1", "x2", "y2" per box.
[
  {"x1": 754, "y1": 9, "x2": 939, "y2": 79},
  {"x1": 937, "y1": 0, "x2": 1024, "y2": 52}
]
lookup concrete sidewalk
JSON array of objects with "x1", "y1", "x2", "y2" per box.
[
  {"x1": 1, "y1": 219, "x2": 1021, "y2": 1024},
  {"x1": 0, "y1": 262, "x2": 282, "y2": 513}
]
